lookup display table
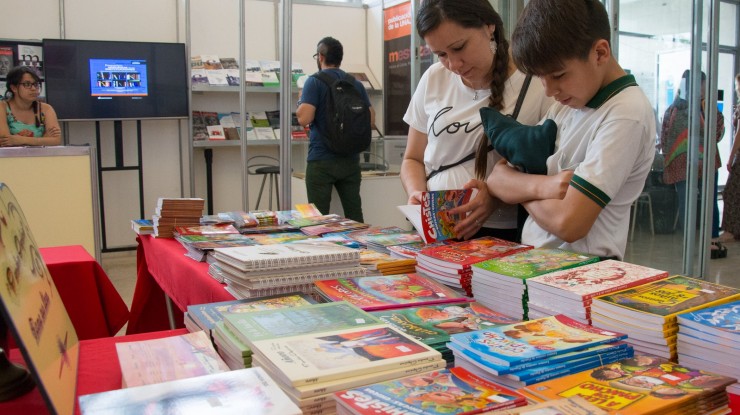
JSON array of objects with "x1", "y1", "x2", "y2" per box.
[
  {"x1": 2, "y1": 328, "x2": 188, "y2": 415},
  {"x1": 40, "y1": 245, "x2": 130, "y2": 340},
  {"x1": 126, "y1": 236, "x2": 235, "y2": 334}
]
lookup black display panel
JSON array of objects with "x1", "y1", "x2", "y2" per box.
[{"x1": 42, "y1": 39, "x2": 189, "y2": 120}]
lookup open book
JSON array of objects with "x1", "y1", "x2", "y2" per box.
[{"x1": 397, "y1": 189, "x2": 472, "y2": 243}]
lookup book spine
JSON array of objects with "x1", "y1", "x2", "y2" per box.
[
  {"x1": 242, "y1": 268, "x2": 366, "y2": 289},
  {"x1": 243, "y1": 252, "x2": 360, "y2": 271}
]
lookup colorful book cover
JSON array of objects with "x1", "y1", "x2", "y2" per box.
[
  {"x1": 288, "y1": 213, "x2": 343, "y2": 227},
  {"x1": 313, "y1": 273, "x2": 470, "y2": 311},
  {"x1": 490, "y1": 395, "x2": 607, "y2": 415},
  {"x1": 223, "y1": 301, "x2": 384, "y2": 345},
  {"x1": 187, "y1": 293, "x2": 316, "y2": 333},
  {"x1": 249, "y1": 325, "x2": 441, "y2": 386},
  {"x1": 115, "y1": 331, "x2": 230, "y2": 388},
  {"x1": 527, "y1": 260, "x2": 669, "y2": 302},
  {"x1": 523, "y1": 355, "x2": 737, "y2": 415},
  {"x1": 347, "y1": 226, "x2": 408, "y2": 244},
  {"x1": 676, "y1": 299, "x2": 740, "y2": 340},
  {"x1": 473, "y1": 248, "x2": 599, "y2": 280},
  {"x1": 419, "y1": 189, "x2": 473, "y2": 243},
  {"x1": 449, "y1": 315, "x2": 626, "y2": 367},
  {"x1": 175, "y1": 233, "x2": 257, "y2": 250},
  {"x1": 78, "y1": 367, "x2": 302, "y2": 415},
  {"x1": 371, "y1": 302, "x2": 521, "y2": 346},
  {"x1": 363, "y1": 231, "x2": 422, "y2": 247},
  {"x1": 333, "y1": 367, "x2": 526, "y2": 415},
  {"x1": 419, "y1": 236, "x2": 533, "y2": 269},
  {"x1": 592, "y1": 275, "x2": 740, "y2": 325},
  {"x1": 300, "y1": 219, "x2": 370, "y2": 236},
  {"x1": 247, "y1": 231, "x2": 315, "y2": 245}
]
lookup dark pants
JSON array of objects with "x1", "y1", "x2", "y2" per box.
[
  {"x1": 675, "y1": 171, "x2": 720, "y2": 238},
  {"x1": 306, "y1": 158, "x2": 364, "y2": 223}
]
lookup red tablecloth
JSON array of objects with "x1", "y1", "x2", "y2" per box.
[
  {"x1": 2, "y1": 329, "x2": 188, "y2": 415},
  {"x1": 39, "y1": 245, "x2": 130, "y2": 340},
  {"x1": 126, "y1": 236, "x2": 235, "y2": 334}
]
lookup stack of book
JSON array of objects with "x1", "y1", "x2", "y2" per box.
[
  {"x1": 526, "y1": 260, "x2": 669, "y2": 324},
  {"x1": 448, "y1": 315, "x2": 631, "y2": 390},
  {"x1": 313, "y1": 273, "x2": 470, "y2": 311},
  {"x1": 414, "y1": 236, "x2": 532, "y2": 296},
  {"x1": 358, "y1": 249, "x2": 417, "y2": 276},
  {"x1": 211, "y1": 242, "x2": 364, "y2": 299},
  {"x1": 471, "y1": 248, "x2": 599, "y2": 320},
  {"x1": 130, "y1": 218, "x2": 153, "y2": 235},
  {"x1": 115, "y1": 330, "x2": 229, "y2": 388},
  {"x1": 174, "y1": 223, "x2": 255, "y2": 261},
  {"x1": 151, "y1": 197, "x2": 204, "y2": 238},
  {"x1": 590, "y1": 275, "x2": 740, "y2": 360},
  {"x1": 224, "y1": 302, "x2": 445, "y2": 414},
  {"x1": 333, "y1": 367, "x2": 528, "y2": 414},
  {"x1": 490, "y1": 396, "x2": 607, "y2": 414},
  {"x1": 676, "y1": 300, "x2": 739, "y2": 379},
  {"x1": 299, "y1": 218, "x2": 370, "y2": 236},
  {"x1": 78, "y1": 367, "x2": 302, "y2": 415},
  {"x1": 370, "y1": 301, "x2": 521, "y2": 364},
  {"x1": 520, "y1": 354, "x2": 737, "y2": 415}
]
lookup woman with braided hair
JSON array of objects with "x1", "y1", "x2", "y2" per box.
[{"x1": 400, "y1": 0, "x2": 553, "y2": 241}]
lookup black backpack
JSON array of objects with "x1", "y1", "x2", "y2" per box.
[{"x1": 311, "y1": 71, "x2": 371, "y2": 156}]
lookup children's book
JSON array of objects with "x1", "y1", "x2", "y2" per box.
[
  {"x1": 418, "y1": 236, "x2": 533, "y2": 270},
  {"x1": 115, "y1": 331, "x2": 230, "y2": 388},
  {"x1": 527, "y1": 260, "x2": 669, "y2": 302},
  {"x1": 676, "y1": 299, "x2": 740, "y2": 342},
  {"x1": 200, "y1": 54, "x2": 222, "y2": 69},
  {"x1": 313, "y1": 273, "x2": 470, "y2": 311},
  {"x1": 472, "y1": 248, "x2": 600, "y2": 281},
  {"x1": 187, "y1": 292, "x2": 316, "y2": 335},
  {"x1": 131, "y1": 218, "x2": 154, "y2": 235},
  {"x1": 371, "y1": 301, "x2": 521, "y2": 347},
  {"x1": 522, "y1": 355, "x2": 737, "y2": 415},
  {"x1": 212, "y1": 242, "x2": 360, "y2": 272},
  {"x1": 489, "y1": 395, "x2": 608, "y2": 415},
  {"x1": 397, "y1": 189, "x2": 472, "y2": 243},
  {"x1": 591, "y1": 275, "x2": 740, "y2": 326},
  {"x1": 175, "y1": 234, "x2": 256, "y2": 250},
  {"x1": 333, "y1": 367, "x2": 526, "y2": 415},
  {"x1": 223, "y1": 301, "x2": 384, "y2": 346},
  {"x1": 249, "y1": 325, "x2": 442, "y2": 387},
  {"x1": 449, "y1": 315, "x2": 626, "y2": 367},
  {"x1": 174, "y1": 224, "x2": 240, "y2": 235},
  {"x1": 300, "y1": 219, "x2": 370, "y2": 236},
  {"x1": 78, "y1": 367, "x2": 302, "y2": 415}
]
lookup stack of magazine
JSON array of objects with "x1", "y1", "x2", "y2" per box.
[
  {"x1": 220, "y1": 301, "x2": 445, "y2": 414},
  {"x1": 591, "y1": 275, "x2": 740, "y2": 360},
  {"x1": 470, "y1": 248, "x2": 599, "y2": 320},
  {"x1": 526, "y1": 260, "x2": 669, "y2": 324},
  {"x1": 447, "y1": 314, "x2": 632, "y2": 390},
  {"x1": 211, "y1": 241, "x2": 364, "y2": 299}
]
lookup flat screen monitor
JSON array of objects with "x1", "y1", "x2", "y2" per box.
[{"x1": 42, "y1": 39, "x2": 189, "y2": 121}]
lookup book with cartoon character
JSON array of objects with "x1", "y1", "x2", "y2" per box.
[
  {"x1": 522, "y1": 355, "x2": 736, "y2": 415},
  {"x1": 333, "y1": 367, "x2": 527, "y2": 415},
  {"x1": 449, "y1": 315, "x2": 626, "y2": 367}
]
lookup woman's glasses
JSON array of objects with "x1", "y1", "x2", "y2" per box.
[{"x1": 20, "y1": 81, "x2": 42, "y2": 89}]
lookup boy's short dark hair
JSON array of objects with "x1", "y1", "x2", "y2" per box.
[
  {"x1": 512, "y1": 0, "x2": 612, "y2": 76},
  {"x1": 317, "y1": 36, "x2": 343, "y2": 67}
]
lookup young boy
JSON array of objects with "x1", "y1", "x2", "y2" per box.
[{"x1": 486, "y1": 0, "x2": 655, "y2": 260}]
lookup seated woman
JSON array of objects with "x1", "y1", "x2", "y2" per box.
[{"x1": 0, "y1": 66, "x2": 61, "y2": 147}]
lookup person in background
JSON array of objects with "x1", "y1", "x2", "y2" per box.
[
  {"x1": 0, "y1": 66, "x2": 61, "y2": 146},
  {"x1": 719, "y1": 73, "x2": 740, "y2": 242},
  {"x1": 400, "y1": 0, "x2": 553, "y2": 242},
  {"x1": 0, "y1": 53, "x2": 11, "y2": 77},
  {"x1": 296, "y1": 37, "x2": 375, "y2": 223},
  {"x1": 660, "y1": 69, "x2": 726, "y2": 258},
  {"x1": 485, "y1": 0, "x2": 656, "y2": 261}
]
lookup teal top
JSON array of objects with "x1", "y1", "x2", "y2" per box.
[{"x1": 4, "y1": 101, "x2": 45, "y2": 137}]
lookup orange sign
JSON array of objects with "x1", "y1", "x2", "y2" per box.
[{"x1": 384, "y1": 2, "x2": 412, "y2": 41}]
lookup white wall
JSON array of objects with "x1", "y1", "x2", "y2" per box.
[{"x1": 1, "y1": 0, "x2": 383, "y2": 249}]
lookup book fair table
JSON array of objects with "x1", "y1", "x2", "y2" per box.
[
  {"x1": 1, "y1": 328, "x2": 188, "y2": 415},
  {"x1": 126, "y1": 235, "x2": 235, "y2": 334}
]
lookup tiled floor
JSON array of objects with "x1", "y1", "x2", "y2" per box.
[{"x1": 99, "y1": 230, "x2": 740, "y2": 336}]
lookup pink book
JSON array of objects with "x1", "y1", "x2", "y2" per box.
[{"x1": 313, "y1": 273, "x2": 471, "y2": 311}]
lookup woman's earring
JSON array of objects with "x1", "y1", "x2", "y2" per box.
[{"x1": 490, "y1": 39, "x2": 498, "y2": 55}]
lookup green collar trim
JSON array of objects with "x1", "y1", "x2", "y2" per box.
[{"x1": 585, "y1": 74, "x2": 638, "y2": 109}]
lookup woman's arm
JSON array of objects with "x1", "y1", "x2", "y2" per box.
[
  {"x1": 0, "y1": 102, "x2": 62, "y2": 146},
  {"x1": 399, "y1": 127, "x2": 429, "y2": 205}
]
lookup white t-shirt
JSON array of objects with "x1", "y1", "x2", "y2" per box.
[
  {"x1": 522, "y1": 77, "x2": 656, "y2": 260},
  {"x1": 404, "y1": 62, "x2": 553, "y2": 229}
]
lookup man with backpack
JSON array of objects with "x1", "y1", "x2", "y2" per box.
[{"x1": 297, "y1": 36, "x2": 375, "y2": 223}]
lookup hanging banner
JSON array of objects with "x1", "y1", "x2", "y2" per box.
[{"x1": 383, "y1": 1, "x2": 432, "y2": 136}]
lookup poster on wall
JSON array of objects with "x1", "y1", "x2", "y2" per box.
[{"x1": 383, "y1": 1, "x2": 432, "y2": 136}]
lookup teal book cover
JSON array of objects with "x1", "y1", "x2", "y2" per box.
[
  {"x1": 223, "y1": 301, "x2": 383, "y2": 345},
  {"x1": 473, "y1": 248, "x2": 599, "y2": 280}
]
